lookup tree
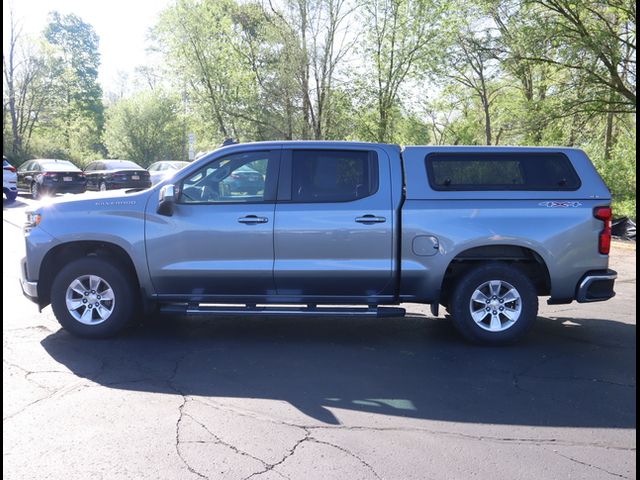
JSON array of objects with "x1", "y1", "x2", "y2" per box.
[
  {"x1": 270, "y1": 0, "x2": 358, "y2": 139},
  {"x1": 44, "y1": 12, "x2": 104, "y2": 156},
  {"x1": 3, "y1": 11, "x2": 57, "y2": 160},
  {"x1": 360, "y1": 0, "x2": 446, "y2": 142},
  {"x1": 445, "y1": 32, "x2": 506, "y2": 145},
  {"x1": 103, "y1": 91, "x2": 183, "y2": 166}
]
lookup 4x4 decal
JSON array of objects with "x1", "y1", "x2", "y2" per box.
[{"x1": 539, "y1": 201, "x2": 582, "y2": 208}]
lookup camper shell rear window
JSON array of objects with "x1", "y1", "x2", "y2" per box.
[{"x1": 425, "y1": 152, "x2": 581, "y2": 191}]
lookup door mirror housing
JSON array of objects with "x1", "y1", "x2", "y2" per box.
[{"x1": 157, "y1": 184, "x2": 176, "y2": 216}]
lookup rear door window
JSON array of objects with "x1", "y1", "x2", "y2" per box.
[
  {"x1": 290, "y1": 150, "x2": 378, "y2": 203},
  {"x1": 426, "y1": 152, "x2": 581, "y2": 191}
]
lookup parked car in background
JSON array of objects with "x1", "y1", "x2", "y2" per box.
[
  {"x1": 84, "y1": 160, "x2": 151, "y2": 191},
  {"x1": 3, "y1": 157, "x2": 18, "y2": 203},
  {"x1": 147, "y1": 161, "x2": 190, "y2": 186},
  {"x1": 17, "y1": 159, "x2": 86, "y2": 199},
  {"x1": 220, "y1": 164, "x2": 265, "y2": 195}
]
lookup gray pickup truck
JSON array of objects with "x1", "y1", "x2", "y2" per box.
[{"x1": 20, "y1": 142, "x2": 617, "y2": 344}]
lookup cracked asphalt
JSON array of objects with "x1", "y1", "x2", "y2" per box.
[{"x1": 3, "y1": 195, "x2": 637, "y2": 480}]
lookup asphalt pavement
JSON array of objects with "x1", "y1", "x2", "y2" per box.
[{"x1": 3, "y1": 194, "x2": 636, "y2": 480}]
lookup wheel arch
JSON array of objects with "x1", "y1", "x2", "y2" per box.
[
  {"x1": 38, "y1": 240, "x2": 140, "y2": 309},
  {"x1": 439, "y1": 244, "x2": 551, "y2": 307}
]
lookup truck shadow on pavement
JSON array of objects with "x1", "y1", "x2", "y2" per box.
[{"x1": 40, "y1": 314, "x2": 636, "y2": 427}]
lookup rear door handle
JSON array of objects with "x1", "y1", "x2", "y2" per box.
[
  {"x1": 355, "y1": 215, "x2": 386, "y2": 224},
  {"x1": 238, "y1": 215, "x2": 269, "y2": 224}
]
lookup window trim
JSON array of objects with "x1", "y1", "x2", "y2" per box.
[
  {"x1": 278, "y1": 148, "x2": 380, "y2": 204},
  {"x1": 175, "y1": 149, "x2": 280, "y2": 206},
  {"x1": 425, "y1": 152, "x2": 582, "y2": 192}
]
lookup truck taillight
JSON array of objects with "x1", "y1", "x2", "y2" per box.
[
  {"x1": 594, "y1": 206, "x2": 612, "y2": 255},
  {"x1": 4, "y1": 165, "x2": 16, "y2": 172}
]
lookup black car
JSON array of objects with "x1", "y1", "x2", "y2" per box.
[
  {"x1": 17, "y1": 159, "x2": 87, "y2": 199},
  {"x1": 84, "y1": 160, "x2": 151, "y2": 191}
]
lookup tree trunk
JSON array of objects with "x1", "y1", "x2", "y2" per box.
[
  {"x1": 604, "y1": 89, "x2": 617, "y2": 161},
  {"x1": 299, "y1": 1, "x2": 311, "y2": 139},
  {"x1": 482, "y1": 99, "x2": 492, "y2": 145}
]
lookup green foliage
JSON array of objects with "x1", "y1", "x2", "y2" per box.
[
  {"x1": 43, "y1": 12, "x2": 105, "y2": 156},
  {"x1": 3, "y1": 0, "x2": 636, "y2": 216},
  {"x1": 103, "y1": 91, "x2": 184, "y2": 167},
  {"x1": 586, "y1": 127, "x2": 637, "y2": 220}
]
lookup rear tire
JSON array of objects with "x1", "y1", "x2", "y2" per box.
[
  {"x1": 50, "y1": 257, "x2": 137, "y2": 338},
  {"x1": 449, "y1": 263, "x2": 538, "y2": 345},
  {"x1": 31, "y1": 182, "x2": 40, "y2": 199}
]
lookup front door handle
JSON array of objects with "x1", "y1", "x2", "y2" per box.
[
  {"x1": 355, "y1": 215, "x2": 386, "y2": 224},
  {"x1": 238, "y1": 215, "x2": 269, "y2": 224}
]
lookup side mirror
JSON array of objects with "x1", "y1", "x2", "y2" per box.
[{"x1": 157, "y1": 184, "x2": 175, "y2": 216}]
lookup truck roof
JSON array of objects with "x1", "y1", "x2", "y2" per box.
[{"x1": 216, "y1": 140, "x2": 584, "y2": 153}]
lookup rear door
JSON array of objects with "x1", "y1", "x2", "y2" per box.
[{"x1": 274, "y1": 147, "x2": 394, "y2": 299}]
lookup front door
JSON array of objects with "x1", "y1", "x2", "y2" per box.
[
  {"x1": 274, "y1": 148, "x2": 394, "y2": 299},
  {"x1": 145, "y1": 149, "x2": 280, "y2": 298}
]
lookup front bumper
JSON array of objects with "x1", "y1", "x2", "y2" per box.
[
  {"x1": 19, "y1": 257, "x2": 39, "y2": 304},
  {"x1": 576, "y1": 269, "x2": 617, "y2": 303}
]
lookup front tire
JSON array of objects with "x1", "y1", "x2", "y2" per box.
[
  {"x1": 449, "y1": 263, "x2": 538, "y2": 345},
  {"x1": 50, "y1": 257, "x2": 137, "y2": 338}
]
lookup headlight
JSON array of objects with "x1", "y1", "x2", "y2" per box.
[{"x1": 25, "y1": 212, "x2": 42, "y2": 228}]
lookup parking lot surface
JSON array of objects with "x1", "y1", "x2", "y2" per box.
[{"x1": 3, "y1": 195, "x2": 636, "y2": 479}]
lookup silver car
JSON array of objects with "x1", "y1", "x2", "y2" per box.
[
  {"x1": 3, "y1": 157, "x2": 18, "y2": 203},
  {"x1": 147, "y1": 161, "x2": 190, "y2": 186}
]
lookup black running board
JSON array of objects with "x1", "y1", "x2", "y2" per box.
[{"x1": 160, "y1": 304, "x2": 406, "y2": 318}]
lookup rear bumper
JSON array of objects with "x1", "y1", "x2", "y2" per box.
[
  {"x1": 41, "y1": 183, "x2": 86, "y2": 194},
  {"x1": 576, "y1": 269, "x2": 617, "y2": 303},
  {"x1": 108, "y1": 181, "x2": 152, "y2": 190}
]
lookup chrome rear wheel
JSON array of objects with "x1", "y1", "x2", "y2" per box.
[{"x1": 469, "y1": 280, "x2": 522, "y2": 332}]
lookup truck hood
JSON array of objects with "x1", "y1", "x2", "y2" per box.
[{"x1": 31, "y1": 189, "x2": 154, "y2": 217}]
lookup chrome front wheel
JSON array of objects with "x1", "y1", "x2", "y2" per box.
[
  {"x1": 65, "y1": 275, "x2": 116, "y2": 325},
  {"x1": 51, "y1": 257, "x2": 136, "y2": 338}
]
